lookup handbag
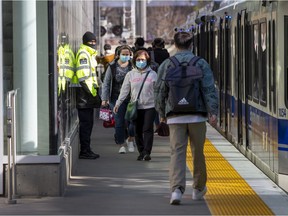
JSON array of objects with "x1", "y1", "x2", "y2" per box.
[
  {"x1": 125, "y1": 71, "x2": 150, "y2": 121},
  {"x1": 99, "y1": 105, "x2": 115, "y2": 128},
  {"x1": 157, "y1": 122, "x2": 170, "y2": 136},
  {"x1": 125, "y1": 100, "x2": 138, "y2": 121},
  {"x1": 99, "y1": 105, "x2": 112, "y2": 121},
  {"x1": 103, "y1": 116, "x2": 115, "y2": 128}
]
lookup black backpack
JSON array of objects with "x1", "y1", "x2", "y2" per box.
[{"x1": 165, "y1": 56, "x2": 203, "y2": 114}]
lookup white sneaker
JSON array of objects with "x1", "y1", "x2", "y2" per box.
[
  {"x1": 170, "y1": 188, "x2": 182, "y2": 205},
  {"x1": 118, "y1": 146, "x2": 126, "y2": 154},
  {"x1": 192, "y1": 186, "x2": 207, "y2": 200},
  {"x1": 127, "y1": 141, "x2": 135, "y2": 152}
]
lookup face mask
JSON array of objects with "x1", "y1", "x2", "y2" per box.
[
  {"x1": 120, "y1": 55, "x2": 130, "y2": 63},
  {"x1": 136, "y1": 60, "x2": 147, "y2": 69},
  {"x1": 87, "y1": 44, "x2": 96, "y2": 49}
]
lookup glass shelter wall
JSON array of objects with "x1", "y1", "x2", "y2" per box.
[{"x1": 2, "y1": 0, "x2": 96, "y2": 156}]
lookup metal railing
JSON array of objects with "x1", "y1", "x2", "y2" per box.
[{"x1": 6, "y1": 89, "x2": 19, "y2": 204}]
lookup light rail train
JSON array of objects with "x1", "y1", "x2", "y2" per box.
[{"x1": 185, "y1": 0, "x2": 288, "y2": 193}]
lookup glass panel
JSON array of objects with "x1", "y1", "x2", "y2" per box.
[
  {"x1": 260, "y1": 21, "x2": 267, "y2": 105},
  {"x1": 252, "y1": 23, "x2": 259, "y2": 102},
  {"x1": 2, "y1": 1, "x2": 13, "y2": 155}
]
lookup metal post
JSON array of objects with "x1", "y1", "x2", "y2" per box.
[
  {"x1": 12, "y1": 89, "x2": 19, "y2": 199},
  {"x1": 6, "y1": 90, "x2": 17, "y2": 204}
]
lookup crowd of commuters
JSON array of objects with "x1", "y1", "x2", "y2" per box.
[{"x1": 60, "y1": 31, "x2": 218, "y2": 205}]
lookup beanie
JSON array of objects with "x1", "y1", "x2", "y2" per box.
[{"x1": 82, "y1": 31, "x2": 96, "y2": 44}]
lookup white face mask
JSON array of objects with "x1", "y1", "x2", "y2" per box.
[{"x1": 105, "y1": 50, "x2": 113, "y2": 55}]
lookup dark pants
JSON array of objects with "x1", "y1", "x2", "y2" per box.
[
  {"x1": 134, "y1": 108, "x2": 156, "y2": 155},
  {"x1": 77, "y1": 108, "x2": 94, "y2": 152}
]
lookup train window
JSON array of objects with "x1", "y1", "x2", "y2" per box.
[
  {"x1": 252, "y1": 22, "x2": 259, "y2": 103},
  {"x1": 214, "y1": 29, "x2": 219, "y2": 87},
  {"x1": 260, "y1": 21, "x2": 267, "y2": 106}
]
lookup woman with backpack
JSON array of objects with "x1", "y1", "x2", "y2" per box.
[{"x1": 101, "y1": 45, "x2": 135, "y2": 154}]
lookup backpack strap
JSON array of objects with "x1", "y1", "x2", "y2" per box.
[
  {"x1": 188, "y1": 56, "x2": 201, "y2": 66},
  {"x1": 110, "y1": 62, "x2": 117, "y2": 78},
  {"x1": 169, "y1": 56, "x2": 180, "y2": 67}
]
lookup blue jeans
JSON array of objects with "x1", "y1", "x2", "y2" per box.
[{"x1": 110, "y1": 99, "x2": 134, "y2": 145}]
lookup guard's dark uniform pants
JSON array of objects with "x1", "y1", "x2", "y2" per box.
[{"x1": 77, "y1": 108, "x2": 94, "y2": 152}]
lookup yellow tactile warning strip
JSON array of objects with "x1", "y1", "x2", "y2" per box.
[{"x1": 186, "y1": 139, "x2": 274, "y2": 215}]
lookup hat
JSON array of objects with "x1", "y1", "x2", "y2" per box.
[
  {"x1": 104, "y1": 44, "x2": 111, "y2": 50},
  {"x1": 82, "y1": 31, "x2": 96, "y2": 44},
  {"x1": 135, "y1": 37, "x2": 145, "y2": 46},
  {"x1": 152, "y1": 38, "x2": 165, "y2": 47}
]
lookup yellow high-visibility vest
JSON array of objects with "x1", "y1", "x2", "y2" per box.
[
  {"x1": 75, "y1": 44, "x2": 99, "y2": 96},
  {"x1": 62, "y1": 44, "x2": 80, "y2": 87}
]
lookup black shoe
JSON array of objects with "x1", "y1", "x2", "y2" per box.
[
  {"x1": 79, "y1": 151, "x2": 99, "y2": 159},
  {"x1": 143, "y1": 154, "x2": 151, "y2": 161},
  {"x1": 137, "y1": 154, "x2": 144, "y2": 161},
  {"x1": 88, "y1": 150, "x2": 100, "y2": 158}
]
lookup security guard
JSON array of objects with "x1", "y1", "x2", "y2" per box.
[
  {"x1": 57, "y1": 33, "x2": 70, "y2": 143},
  {"x1": 75, "y1": 31, "x2": 101, "y2": 159},
  {"x1": 64, "y1": 43, "x2": 78, "y2": 87}
]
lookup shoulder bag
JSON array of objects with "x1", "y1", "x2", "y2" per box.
[{"x1": 125, "y1": 71, "x2": 150, "y2": 121}]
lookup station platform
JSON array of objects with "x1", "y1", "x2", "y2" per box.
[{"x1": 1, "y1": 119, "x2": 288, "y2": 215}]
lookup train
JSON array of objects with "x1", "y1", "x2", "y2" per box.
[{"x1": 183, "y1": 0, "x2": 288, "y2": 193}]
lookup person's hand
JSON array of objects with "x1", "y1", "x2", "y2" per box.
[
  {"x1": 101, "y1": 100, "x2": 108, "y2": 107},
  {"x1": 113, "y1": 105, "x2": 119, "y2": 114},
  {"x1": 208, "y1": 114, "x2": 217, "y2": 127}
]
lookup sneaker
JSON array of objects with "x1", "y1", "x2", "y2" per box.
[
  {"x1": 143, "y1": 154, "x2": 151, "y2": 161},
  {"x1": 127, "y1": 141, "x2": 135, "y2": 152},
  {"x1": 79, "y1": 151, "x2": 99, "y2": 159},
  {"x1": 137, "y1": 154, "x2": 144, "y2": 161},
  {"x1": 118, "y1": 146, "x2": 126, "y2": 154},
  {"x1": 170, "y1": 188, "x2": 182, "y2": 205},
  {"x1": 192, "y1": 186, "x2": 207, "y2": 200}
]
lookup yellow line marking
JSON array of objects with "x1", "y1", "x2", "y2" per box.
[{"x1": 187, "y1": 139, "x2": 274, "y2": 215}]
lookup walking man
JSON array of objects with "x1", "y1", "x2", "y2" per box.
[{"x1": 154, "y1": 31, "x2": 218, "y2": 204}]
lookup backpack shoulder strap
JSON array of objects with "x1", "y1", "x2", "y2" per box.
[
  {"x1": 188, "y1": 56, "x2": 201, "y2": 66},
  {"x1": 109, "y1": 61, "x2": 117, "y2": 78},
  {"x1": 169, "y1": 56, "x2": 180, "y2": 67}
]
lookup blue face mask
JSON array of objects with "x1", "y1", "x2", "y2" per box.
[
  {"x1": 136, "y1": 60, "x2": 147, "y2": 69},
  {"x1": 119, "y1": 55, "x2": 130, "y2": 63}
]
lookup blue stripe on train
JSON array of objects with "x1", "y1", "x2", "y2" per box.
[
  {"x1": 278, "y1": 119, "x2": 288, "y2": 145},
  {"x1": 278, "y1": 147, "x2": 288, "y2": 151}
]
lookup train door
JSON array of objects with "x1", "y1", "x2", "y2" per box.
[
  {"x1": 268, "y1": 16, "x2": 276, "y2": 171},
  {"x1": 236, "y1": 13, "x2": 243, "y2": 145},
  {"x1": 235, "y1": 10, "x2": 249, "y2": 148},
  {"x1": 218, "y1": 18, "x2": 226, "y2": 132},
  {"x1": 219, "y1": 19, "x2": 230, "y2": 135}
]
